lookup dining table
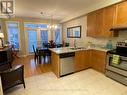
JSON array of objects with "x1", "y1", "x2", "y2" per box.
[{"x1": 36, "y1": 47, "x2": 51, "y2": 64}]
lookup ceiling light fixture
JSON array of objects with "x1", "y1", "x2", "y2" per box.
[
  {"x1": 40, "y1": 12, "x2": 57, "y2": 31},
  {"x1": 47, "y1": 15, "x2": 58, "y2": 31}
]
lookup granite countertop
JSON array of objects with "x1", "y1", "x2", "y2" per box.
[
  {"x1": 90, "y1": 47, "x2": 110, "y2": 52},
  {"x1": 49, "y1": 47, "x2": 110, "y2": 54}
]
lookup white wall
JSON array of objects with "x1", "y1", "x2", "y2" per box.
[{"x1": 62, "y1": 16, "x2": 127, "y2": 48}]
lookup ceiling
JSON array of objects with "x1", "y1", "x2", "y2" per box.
[{"x1": 15, "y1": 0, "x2": 122, "y2": 22}]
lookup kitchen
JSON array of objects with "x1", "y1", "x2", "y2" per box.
[
  {"x1": 0, "y1": 0, "x2": 127, "y2": 95},
  {"x1": 50, "y1": 0, "x2": 127, "y2": 85}
]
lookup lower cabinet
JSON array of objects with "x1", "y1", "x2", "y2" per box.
[
  {"x1": 51, "y1": 52, "x2": 60, "y2": 77},
  {"x1": 75, "y1": 50, "x2": 107, "y2": 73},
  {"x1": 90, "y1": 50, "x2": 107, "y2": 73},
  {"x1": 75, "y1": 50, "x2": 90, "y2": 72}
]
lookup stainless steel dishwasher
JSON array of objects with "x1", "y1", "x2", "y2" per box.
[{"x1": 60, "y1": 52, "x2": 75, "y2": 76}]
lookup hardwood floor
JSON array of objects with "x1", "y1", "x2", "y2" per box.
[{"x1": 12, "y1": 55, "x2": 52, "y2": 78}]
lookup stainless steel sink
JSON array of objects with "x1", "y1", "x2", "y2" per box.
[{"x1": 69, "y1": 47, "x2": 85, "y2": 50}]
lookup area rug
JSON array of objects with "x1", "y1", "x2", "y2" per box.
[{"x1": 5, "y1": 69, "x2": 127, "y2": 95}]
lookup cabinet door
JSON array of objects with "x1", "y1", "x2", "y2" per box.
[
  {"x1": 103, "y1": 5, "x2": 118, "y2": 37},
  {"x1": 51, "y1": 52, "x2": 60, "y2": 77},
  {"x1": 117, "y1": 1, "x2": 127, "y2": 25},
  {"x1": 75, "y1": 50, "x2": 90, "y2": 72},
  {"x1": 96, "y1": 9, "x2": 104, "y2": 37},
  {"x1": 84, "y1": 50, "x2": 91, "y2": 69},
  {"x1": 87, "y1": 12, "x2": 97, "y2": 37},
  {"x1": 91, "y1": 50, "x2": 106, "y2": 73},
  {"x1": 87, "y1": 5, "x2": 118, "y2": 37},
  {"x1": 87, "y1": 9, "x2": 103, "y2": 37}
]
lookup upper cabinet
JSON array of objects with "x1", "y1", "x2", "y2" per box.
[
  {"x1": 116, "y1": 1, "x2": 127, "y2": 25},
  {"x1": 103, "y1": 5, "x2": 118, "y2": 37},
  {"x1": 87, "y1": 9, "x2": 104, "y2": 37},
  {"x1": 95, "y1": 9, "x2": 104, "y2": 37},
  {"x1": 87, "y1": 11, "x2": 97, "y2": 37},
  {"x1": 87, "y1": 5, "x2": 118, "y2": 37}
]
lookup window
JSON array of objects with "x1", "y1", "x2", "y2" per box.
[
  {"x1": 6, "y1": 22, "x2": 20, "y2": 49},
  {"x1": 41, "y1": 30, "x2": 48, "y2": 43},
  {"x1": 54, "y1": 25, "x2": 62, "y2": 44},
  {"x1": 25, "y1": 23, "x2": 48, "y2": 28}
]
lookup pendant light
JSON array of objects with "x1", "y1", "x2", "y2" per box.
[{"x1": 41, "y1": 12, "x2": 58, "y2": 30}]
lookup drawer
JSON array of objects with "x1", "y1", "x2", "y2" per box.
[{"x1": 106, "y1": 70, "x2": 127, "y2": 86}]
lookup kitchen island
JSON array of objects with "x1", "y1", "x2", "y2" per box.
[{"x1": 50, "y1": 47, "x2": 109, "y2": 78}]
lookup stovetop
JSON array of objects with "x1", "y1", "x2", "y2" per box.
[
  {"x1": 107, "y1": 49, "x2": 117, "y2": 54},
  {"x1": 107, "y1": 49, "x2": 127, "y2": 57}
]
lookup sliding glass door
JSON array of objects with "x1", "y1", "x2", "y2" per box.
[
  {"x1": 27, "y1": 29, "x2": 37, "y2": 53},
  {"x1": 25, "y1": 23, "x2": 48, "y2": 54}
]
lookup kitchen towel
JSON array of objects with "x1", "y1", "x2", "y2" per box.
[{"x1": 112, "y1": 54, "x2": 120, "y2": 65}]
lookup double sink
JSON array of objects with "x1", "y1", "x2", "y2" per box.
[
  {"x1": 69, "y1": 46, "x2": 109, "y2": 52},
  {"x1": 69, "y1": 47, "x2": 86, "y2": 50}
]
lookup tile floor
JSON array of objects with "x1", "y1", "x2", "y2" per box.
[{"x1": 4, "y1": 69, "x2": 127, "y2": 95}]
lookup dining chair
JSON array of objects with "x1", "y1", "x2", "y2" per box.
[
  {"x1": 43, "y1": 43, "x2": 49, "y2": 48},
  {"x1": 32, "y1": 45, "x2": 39, "y2": 63}
]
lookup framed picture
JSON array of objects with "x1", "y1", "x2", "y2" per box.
[{"x1": 67, "y1": 26, "x2": 81, "y2": 38}]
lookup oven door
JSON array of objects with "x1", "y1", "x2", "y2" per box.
[{"x1": 106, "y1": 54, "x2": 127, "y2": 77}]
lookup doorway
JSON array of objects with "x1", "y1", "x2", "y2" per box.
[{"x1": 24, "y1": 23, "x2": 49, "y2": 54}]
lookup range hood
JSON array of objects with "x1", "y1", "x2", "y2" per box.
[{"x1": 110, "y1": 25, "x2": 127, "y2": 31}]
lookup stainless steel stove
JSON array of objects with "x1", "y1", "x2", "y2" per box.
[{"x1": 106, "y1": 42, "x2": 127, "y2": 85}]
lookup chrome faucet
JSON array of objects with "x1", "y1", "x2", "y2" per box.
[{"x1": 74, "y1": 39, "x2": 76, "y2": 48}]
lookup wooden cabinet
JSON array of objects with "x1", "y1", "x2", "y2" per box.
[
  {"x1": 75, "y1": 50, "x2": 90, "y2": 72},
  {"x1": 75, "y1": 50, "x2": 107, "y2": 73},
  {"x1": 87, "y1": 5, "x2": 118, "y2": 37},
  {"x1": 103, "y1": 5, "x2": 118, "y2": 37},
  {"x1": 96, "y1": 9, "x2": 104, "y2": 37},
  {"x1": 51, "y1": 52, "x2": 60, "y2": 77},
  {"x1": 51, "y1": 49, "x2": 107, "y2": 78},
  {"x1": 90, "y1": 50, "x2": 107, "y2": 73},
  {"x1": 116, "y1": 1, "x2": 127, "y2": 25},
  {"x1": 87, "y1": 12, "x2": 97, "y2": 37}
]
